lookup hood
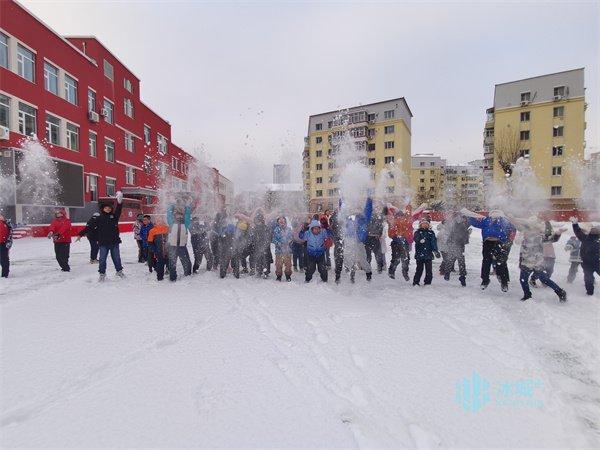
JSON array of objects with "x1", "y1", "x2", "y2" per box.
[{"x1": 309, "y1": 219, "x2": 322, "y2": 230}]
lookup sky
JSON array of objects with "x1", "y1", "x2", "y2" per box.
[{"x1": 21, "y1": 0, "x2": 599, "y2": 191}]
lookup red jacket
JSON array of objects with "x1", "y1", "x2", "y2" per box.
[
  {"x1": 387, "y1": 207, "x2": 423, "y2": 244},
  {"x1": 0, "y1": 220, "x2": 10, "y2": 244},
  {"x1": 48, "y1": 217, "x2": 72, "y2": 243}
]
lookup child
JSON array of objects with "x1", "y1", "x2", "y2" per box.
[
  {"x1": 272, "y1": 216, "x2": 293, "y2": 281},
  {"x1": 133, "y1": 214, "x2": 144, "y2": 263},
  {"x1": 139, "y1": 215, "x2": 154, "y2": 264},
  {"x1": 299, "y1": 219, "x2": 332, "y2": 283},
  {"x1": 0, "y1": 214, "x2": 13, "y2": 278},
  {"x1": 442, "y1": 213, "x2": 471, "y2": 286},
  {"x1": 166, "y1": 203, "x2": 192, "y2": 281},
  {"x1": 564, "y1": 234, "x2": 582, "y2": 283},
  {"x1": 189, "y1": 216, "x2": 213, "y2": 273},
  {"x1": 291, "y1": 218, "x2": 306, "y2": 272},
  {"x1": 386, "y1": 203, "x2": 427, "y2": 281},
  {"x1": 47, "y1": 208, "x2": 72, "y2": 272},
  {"x1": 530, "y1": 221, "x2": 565, "y2": 286},
  {"x1": 76, "y1": 212, "x2": 100, "y2": 263},
  {"x1": 413, "y1": 219, "x2": 440, "y2": 286},
  {"x1": 147, "y1": 217, "x2": 169, "y2": 281},
  {"x1": 571, "y1": 217, "x2": 600, "y2": 295},
  {"x1": 343, "y1": 197, "x2": 373, "y2": 283}
]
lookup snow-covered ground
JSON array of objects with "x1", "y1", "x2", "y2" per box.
[{"x1": 1, "y1": 227, "x2": 599, "y2": 448}]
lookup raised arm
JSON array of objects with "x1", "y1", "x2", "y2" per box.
[
  {"x1": 167, "y1": 205, "x2": 174, "y2": 227},
  {"x1": 363, "y1": 197, "x2": 373, "y2": 223}
]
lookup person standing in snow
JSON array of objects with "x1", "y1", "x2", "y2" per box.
[
  {"x1": 364, "y1": 205, "x2": 385, "y2": 273},
  {"x1": 412, "y1": 219, "x2": 440, "y2": 286},
  {"x1": 133, "y1": 214, "x2": 144, "y2": 263},
  {"x1": 76, "y1": 212, "x2": 100, "y2": 263},
  {"x1": 461, "y1": 208, "x2": 515, "y2": 292},
  {"x1": 139, "y1": 215, "x2": 154, "y2": 265},
  {"x1": 436, "y1": 219, "x2": 449, "y2": 275},
  {"x1": 250, "y1": 210, "x2": 272, "y2": 278},
  {"x1": 189, "y1": 216, "x2": 213, "y2": 273},
  {"x1": 329, "y1": 207, "x2": 345, "y2": 283},
  {"x1": 386, "y1": 203, "x2": 427, "y2": 281},
  {"x1": 291, "y1": 217, "x2": 306, "y2": 272},
  {"x1": 0, "y1": 214, "x2": 13, "y2": 278},
  {"x1": 216, "y1": 216, "x2": 238, "y2": 279},
  {"x1": 96, "y1": 192, "x2": 125, "y2": 281},
  {"x1": 272, "y1": 216, "x2": 293, "y2": 281},
  {"x1": 343, "y1": 197, "x2": 374, "y2": 283},
  {"x1": 441, "y1": 212, "x2": 471, "y2": 286},
  {"x1": 299, "y1": 219, "x2": 332, "y2": 283},
  {"x1": 530, "y1": 221, "x2": 565, "y2": 287},
  {"x1": 233, "y1": 215, "x2": 253, "y2": 274},
  {"x1": 47, "y1": 208, "x2": 72, "y2": 272},
  {"x1": 564, "y1": 234, "x2": 582, "y2": 284},
  {"x1": 320, "y1": 211, "x2": 332, "y2": 269},
  {"x1": 211, "y1": 211, "x2": 226, "y2": 271},
  {"x1": 166, "y1": 203, "x2": 193, "y2": 281},
  {"x1": 570, "y1": 217, "x2": 600, "y2": 295},
  {"x1": 509, "y1": 216, "x2": 567, "y2": 302},
  {"x1": 147, "y1": 216, "x2": 169, "y2": 281}
]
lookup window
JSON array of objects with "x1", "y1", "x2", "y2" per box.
[
  {"x1": 103, "y1": 59, "x2": 113, "y2": 80},
  {"x1": 158, "y1": 162, "x2": 168, "y2": 179},
  {"x1": 18, "y1": 102, "x2": 36, "y2": 136},
  {"x1": 327, "y1": 121, "x2": 333, "y2": 128},
  {"x1": 368, "y1": 158, "x2": 376, "y2": 166},
  {"x1": 430, "y1": 178, "x2": 435, "y2": 183},
  {"x1": 368, "y1": 113, "x2": 376, "y2": 122},
  {"x1": 124, "y1": 132, "x2": 134, "y2": 152},
  {"x1": 106, "y1": 178, "x2": 116, "y2": 197},
  {"x1": 143, "y1": 155, "x2": 152, "y2": 174},
  {"x1": 88, "y1": 175, "x2": 98, "y2": 201},
  {"x1": 125, "y1": 166, "x2": 135, "y2": 185},
  {"x1": 64, "y1": 74, "x2": 78, "y2": 105},
  {"x1": 0, "y1": 32, "x2": 8, "y2": 69},
  {"x1": 419, "y1": 178, "x2": 425, "y2": 183},
  {"x1": 316, "y1": 177, "x2": 323, "y2": 184},
  {"x1": 104, "y1": 138, "x2": 115, "y2": 162},
  {"x1": 551, "y1": 186, "x2": 562, "y2": 196},
  {"x1": 520, "y1": 149, "x2": 530, "y2": 158},
  {"x1": 103, "y1": 99, "x2": 113, "y2": 124},
  {"x1": 44, "y1": 62, "x2": 59, "y2": 95},
  {"x1": 17, "y1": 44, "x2": 35, "y2": 82},
  {"x1": 328, "y1": 175, "x2": 338, "y2": 183},
  {"x1": 553, "y1": 126, "x2": 563, "y2": 137},
  {"x1": 124, "y1": 78, "x2": 133, "y2": 93},
  {"x1": 316, "y1": 136, "x2": 323, "y2": 144},
  {"x1": 328, "y1": 162, "x2": 335, "y2": 169},
  {"x1": 368, "y1": 143, "x2": 375, "y2": 152},
  {"x1": 385, "y1": 156, "x2": 395, "y2": 164},
  {"x1": 0, "y1": 94, "x2": 9, "y2": 128},
  {"x1": 316, "y1": 163, "x2": 323, "y2": 170},
  {"x1": 316, "y1": 190, "x2": 323, "y2": 197},
  {"x1": 66, "y1": 123, "x2": 79, "y2": 151},
  {"x1": 327, "y1": 189, "x2": 339, "y2": 197},
  {"x1": 45, "y1": 115, "x2": 60, "y2": 145},
  {"x1": 419, "y1": 162, "x2": 425, "y2": 167},
  {"x1": 87, "y1": 89, "x2": 96, "y2": 112},
  {"x1": 552, "y1": 146, "x2": 563, "y2": 157},
  {"x1": 520, "y1": 92, "x2": 531, "y2": 102},
  {"x1": 384, "y1": 110, "x2": 394, "y2": 119},
  {"x1": 157, "y1": 134, "x2": 167, "y2": 155},
  {"x1": 420, "y1": 170, "x2": 425, "y2": 175},
  {"x1": 384, "y1": 141, "x2": 395, "y2": 149},
  {"x1": 144, "y1": 125, "x2": 151, "y2": 144},
  {"x1": 520, "y1": 111, "x2": 530, "y2": 122},
  {"x1": 520, "y1": 130, "x2": 530, "y2": 141},
  {"x1": 124, "y1": 98, "x2": 134, "y2": 118},
  {"x1": 384, "y1": 125, "x2": 395, "y2": 134},
  {"x1": 553, "y1": 86, "x2": 565, "y2": 97},
  {"x1": 89, "y1": 132, "x2": 97, "y2": 157},
  {"x1": 172, "y1": 156, "x2": 180, "y2": 171},
  {"x1": 316, "y1": 150, "x2": 322, "y2": 157},
  {"x1": 430, "y1": 162, "x2": 435, "y2": 167},
  {"x1": 315, "y1": 123, "x2": 322, "y2": 131},
  {"x1": 553, "y1": 106, "x2": 564, "y2": 118},
  {"x1": 552, "y1": 166, "x2": 562, "y2": 176}
]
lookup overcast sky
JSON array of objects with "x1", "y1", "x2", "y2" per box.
[{"x1": 22, "y1": 0, "x2": 599, "y2": 191}]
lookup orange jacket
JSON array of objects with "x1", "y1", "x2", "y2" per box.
[
  {"x1": 387, "y1": 207, "x2": 423, "y2": 244},
  {"x1": 147, "y1": 224, "x2": 169, "y2": 242}
]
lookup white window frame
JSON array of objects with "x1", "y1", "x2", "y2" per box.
[
  {"x1": 552, "y1": 166, "x2": 562, "y2": 176},
  {"x1": 17, "y1": 44, "x2": 35, "y2": 82},
  {"x1": 87, "y1": 88, "x2": 96, "y2": 112},
  {"x1": 89, "y1": 131, "x2": 97, "y2": 157},
  {"x1": 0, "y1": 32, "x2": 8, "y2": 69},
  {"x1": 88, "y1": 174, "x2": 98, "y2": 201},
  {"x1": 384, "y1": 156, "x2": 395, "y2": 164},
  {"x1": 384, "y1": 125, "x2": 395, "y2": 134},
  {"x1": 157, "y1": 133, "x2": 168, "y2": 155},
  {"x1": 124, "y1": 98, "x2": 134, "y2": 118},
  {"x1": 103, "y1": 59, "x2": 114, "y2": 81},
  {"x1": 124, "y1": 78, "x2": 133, "y2": 93},
  {"x1": 45, "y1": 114, "x2": 60, "y2": 145},
  {"x1": 384, "y1": 110, "x2": 395, "y2": 119},
  {"x1": 0, "y1": 93, "x2": 10, "y2": 128},
  {"x1": 104, "y1": 138, "x2": 115, "y2": 162},
  {"x1": 66, "y1": 122, "x2": 79, "y2": 151},
  {"x1": 64, "y1": 73, "x2": 78, "y2": 105},
  {"x1": 44, "y1": 61, "x2": 59, "y2": 95},
  {"x1": 103, "y1": 98, "x2": 114, "y2": 124},
  {"x1": 143, "y1": 125, "x2": 151, "y2": 144},
  {"x1": 124, "y1": 131, "x2": 134, "y2": 152},
  {"x1": 384, "y1": 141, "x2": 395, "y2": 149},
  {"x1": 106, "y1": 177, "x2": 116, "y2": 197},
  {"x1": 18, "y1": 102, "x2": 37, "y2": 136},
  {"x1": 125, "y1": 165, "x2": 135, "y2": 185}
]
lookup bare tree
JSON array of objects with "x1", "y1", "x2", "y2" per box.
[{"x1": 495, "y1": 127, "x2": 523, "y2": 177}]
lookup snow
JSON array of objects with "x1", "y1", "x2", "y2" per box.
[{"x1": 1, "y1": 228, "x2": 599, "y2": 448}]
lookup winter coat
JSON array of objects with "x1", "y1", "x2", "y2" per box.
[
  {"x1": 446, "y1": 216, "x2": 470, "y2": 248},
  {"x1": 272, "y1": 224, "x2": 293, "y2": 255},
  {"x1": 413, "y1": 228, "x2": 438, "y2": 261},
  {"x1": 140, "y1": 223, "x2": 154, "y2": 248},
  {"x1": 148, "y1": 224, "x2": 169, "y2": 259},
  {"x1": 367, "y1": 212, "x2": 384, "y2": 237},
  {"x1": 0, "y1": 219, "x2": 13, "y2": 249},
  {"x1": 95, "y1": 203, "x2": 123, "y2": 246},
  {"x1": 167, "y1": 205, "x2": 192, "y2": 247},
  {"x1": 320, "y1": 215, "x2": 330, "y2": 230},
  {"x1": 344, "y1": 198, "x2": 373, "y2": 243},
  {"x1": 299, "y1": 220, "x2": 332, "y2": 258},
  {"x1": 519, "y1": 233, "x2": 545, "y2": 270},
  {"x1": 573, "y1": 224, "x2": 600, "y2": 268},
  {"x1": 564, "y1": 236, "x2": 582, "y2": 263},
  {"x1": 469, "y1": 216, "x2": 515, "y2": 244},
  {"x1": 78, "y1": 213, "x2": 100, "y2": 241},
  {"x1": 133, "y1": 221, "x2": 142, "y2": 240},
  {"x1": 48, "y1": 217, "x2": 72, "y2": 243},
  {"x1": 541, "y1": 222, "x2": 561, "y2": 259},
  {"x1": 387, "y1": 208, "x2": 422, "y2": 244},
  {"x1": 436, "y1": 223, "x2": 449, "y2": 253},
  {"x1": 250, "y1": 218, "x2": 271, "y2": 253}
]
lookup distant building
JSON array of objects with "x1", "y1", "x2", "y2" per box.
[
  {"x1": 444, "y1": 161, "x2": 485, "y2": 211},
  {"x1": 410, "y1": 154, "x2": 446, "y2": 206},
  {"x1": 217, "y1": 173, "x2": 234, "y2": 213},
  {"x1": 273, "y1": 164, "x2": 291, "y2": 184},
  {"x1": 264, "y1": 183, "x2": 305, "y2": 212}
]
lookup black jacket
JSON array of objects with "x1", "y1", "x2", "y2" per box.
[
  {"x1": 95, "y1": 203, "x2": 123, "y2": 246},
  {"x1": 573, "y1": 224, "x2": 600, "y2": 267},
  {"x1": 78, "y1": 214, "x2": 100, "y2": 241},
  {"x1": 367, "y1": 214, "x2": 384, "y2": 237}
]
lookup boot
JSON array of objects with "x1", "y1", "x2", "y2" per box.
[
  {"x1": 501, "y1": 283, "x2": 509, "y2": 292},
  {"x1": 480, "y1": 280, "x2": 490, "y2": 290},
  {"x1": 459, "y1": 276, "x2": 466, "y2": 287},
  {"x1": 286, "y1": 275, "x2": 291, "y2": 282},
  {"x1": 335, "y1": 273, "x2": 341, "y2": 284},
  {"x1": 403, "y1": 271, "x2": 409, "y2": 282},
  {"x1": 276, "y1": 275, "x2": 282, "y2": 281},
  {"x1": 444, "y1": 272, "x2": 450, "y2": 281},
  {"x1": 388, "y1": 271, "x2": 395, "y2": 280},
  {"x1": 116, "y1": 271, "x2": 125, "y2": 278},
  {"x1": 556, "y1": 289, "x2": 567, "y2": 302},
  {"x1": 366, "y1": 272, "x2": 372, "y2": 281},
  {"x1": 98, "y1": 273, "x2": 106, "y2": 282},
  {"x1": 350, "y1": 270, "x2": 355, "y2": 283},
  {"x1": 520, "y1": 292, "x2": 532, "y2": 301}
]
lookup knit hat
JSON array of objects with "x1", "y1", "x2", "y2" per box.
[{"x1": 309, "y1": 219, "x2": 321, "y2": 230}]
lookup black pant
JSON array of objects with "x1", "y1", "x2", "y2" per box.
[
  {"x1": 567, "y1": 261, "x2": 580, "y2": 283},
  {"x1": 413, "y1": 259, "x2": 432, "y2": 285},
  {"x1": 154, "y1": 252, "x2": 167, "y2": 281},
  {"x1": 583, "y1": 262, "x2": 599, "y2": 295},
  {"x1": 0, "y1": 243, "x2": 9, "y2": 277},
  {"x1": 481, "y1": 240, "x2": 509, "y2": 285},
  {"x1": 306, "y1": 253, "x2": 328, "y2": 282},
  {"x1": 168, "y1": 246, "x2": 192, "y2": 281},
  {"x1": 442, "y1": 245, "x2": 466, "y2": 278},
  {"x1": 54, "y1": 243, "x2": 70, "y2": 271},
  {"x1": 136, "y1": 240, "x2": 144, "y2": 262},
  {"x1": 389, "y1": 239, "x2": 410, "y2": 277},
  {"x1": 365, "y1": 236, "x2": 384, "y2": 272},
  {"x1": 218, "y1": 239, "x2": 240, "y2": 278},
  {"x1": 334, "y1": 240, "x2": 344, "y2": 277},
  {"x1": 191, "y1": 236, "x2": 213, "y2": 272},
  {"x1": 88, "y1": 238, "x2": 99, "y2": 261}
]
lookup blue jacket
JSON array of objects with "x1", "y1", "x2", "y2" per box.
[
  {"x1": 140, "y1": 223, "x2": 154, "y2": 248},
  {"x1": 573, "y1": 224, "x2": 600, "y2": 267},
  {"x1": 344, "y1": 197, "x2": 373, "y2": 243},
  {"x1": 469, "y1": 216, "x2": 515, "y2": 244},
  {"x1": 272, "y1": 224, "x2": 293, "y2": 255},
  {"x1": 167, "y1": 205, "x2": 192, "y2": 229},
  {"x1": 299, "y1": 220, "x2": 332, "y2": 258},
  {"x1": 413, "y1": 228, "x2": 438, "y2": 261}
]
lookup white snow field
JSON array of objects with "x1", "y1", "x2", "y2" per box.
[{"x1": 1, "y1": 227, "x2": 599, "y2": 448}]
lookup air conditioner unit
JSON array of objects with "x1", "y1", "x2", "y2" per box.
[
  {"x1": 553, "y1": 95, "x2": 563, "y2": 101},
  {"x1": 520, "y1": 101, "x2": 530, "y2": 106},
  {"x1": 0, "y1": 126, "x2": 9, "y2": 140},
  {"x1": 88, "y1": 111, "x2": 100, "y2": 122},
  {"x1": 100, "y1": 108, "x2": 109, "y2": 117}
]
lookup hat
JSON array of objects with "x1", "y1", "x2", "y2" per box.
[{"x1": 309, "y1": 219, "x2": 321, "y2": 229}]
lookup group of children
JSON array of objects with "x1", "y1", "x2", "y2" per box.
[{"x1": 0, "y1": 194, "x2": 598, "y2": 303}]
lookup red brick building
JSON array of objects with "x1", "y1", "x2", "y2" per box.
[{"x1": 0, "y1": 0, "x2": 228, "y2": 224}]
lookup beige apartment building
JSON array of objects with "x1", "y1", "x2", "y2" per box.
[{"x1": 410, "y1": 154, "x2": 446, "y2": 206}]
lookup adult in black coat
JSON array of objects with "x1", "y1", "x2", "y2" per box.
[
  {"x1": 95, "y1": 191, "x2": 124, "y2": 280},
  {"x1": 571, "y1": 217, "x2": 600, "y2": 295}
]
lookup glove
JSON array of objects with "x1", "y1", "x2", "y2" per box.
[
  {"x1": 116, "y1": 191, "x2": 123, "y2": 204},
  {"x1": 569, "y1": 216, "x2": 578, "y2": 224},
  {"x1": 434, "y1": 251, "x2": 441, "y2": 259}
]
